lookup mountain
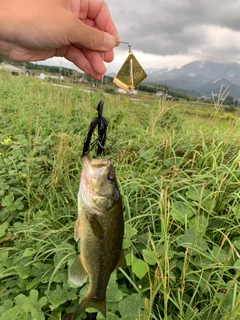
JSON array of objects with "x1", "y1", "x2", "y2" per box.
[
  {"x1": 144, "y1": 61, "x2": 240, "y2": 99},
  {"x1": 197, "y1": 78, "x2": 240, "y2": 99}
]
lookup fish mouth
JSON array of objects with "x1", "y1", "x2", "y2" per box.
[
  {"x1": 82, "y1": 154, "x2": 111, "y2": 180},
  {"x1": 82, "y1": 153, "x2": 110, "y2": 169}
]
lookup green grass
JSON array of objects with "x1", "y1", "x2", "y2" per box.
[{"x1": 0, "y1": 71, "x2": 240, "y2": 320}]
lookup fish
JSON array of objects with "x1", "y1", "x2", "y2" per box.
[{"x1": 68, "y1": 154, "x2": 125, "y2": 320}]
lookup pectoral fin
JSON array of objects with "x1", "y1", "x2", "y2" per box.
[
  {"x1": 74, "y1": 217, "x2": 82, "y2": 242},
  {"x1": 68, "y1": 254, "x2": 88, "y2": 287},
  {"x1": 116, "y1": 250, "x2": 126, "y2": 269},
  {"x1": 87, "y1": 215, "x2": 104, "y2": 240}
]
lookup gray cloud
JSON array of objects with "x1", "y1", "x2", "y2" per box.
[{"x1": 106, "y1": 0, "x2": 240, "y2": 61}]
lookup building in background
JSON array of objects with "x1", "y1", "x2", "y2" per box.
[{"x1": 0, "y1": 63, "x2": 27, "y2": 75}]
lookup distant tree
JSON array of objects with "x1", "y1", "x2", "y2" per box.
[
  {"x1": 222, "y1": 95, "x2": 234, "y2": 105},
  {"x1": 225, "y1": 105, "x2": 236, "y2": 113},
  {"x1": 138, "y1": 84, "x2": 156, "y2": 93}
]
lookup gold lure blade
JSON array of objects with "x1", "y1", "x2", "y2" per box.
[{"x1": 113, "y1": 52, "x2": 147, "y2": 93}]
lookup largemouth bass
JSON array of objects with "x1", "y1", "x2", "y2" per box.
[{"x1": 69, "y1": 154, "x2": 125, "y2": 319}]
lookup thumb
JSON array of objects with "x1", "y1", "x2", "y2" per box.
[{"x1": 69, "y1": 18, "x2": 117, "y2": 51}]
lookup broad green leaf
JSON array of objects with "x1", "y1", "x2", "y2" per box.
[
  {"x1": 171, "y1": 201, "x2": 195, "y2": 224},
  {"x1": 122, "y1": 238, "x2": 132, "y2": 249},
  {"x1": 125, "y1": 253, "x2": 137, "y2": 266},
  {"x1": 155, "y1": 243, "x2": 165, "y2": 258},
  {"x1": 119, "y1": 293, "x2": 145, "y2": 319},
  {"x1": 136, "y1": 233, "x2": 151, "y2": 251},
  {"x1": 0, "y1": 306, "x2": 23, "y2": 320},
  {"x1": 52, "y1": 271, "x2": 67, "y2": 283},
  {"x1": 0, "y1": 300, "x2": 13, "y2": 315},
  {"x1": 234, "y1": 260, "x2": 240, "y2": 269},
  {"x1": 26, "y1": 277, "x2": 41, "y2": 291},
  {"x1": 132, "y1": 259, "x2": 149, "y2": 279},
  {"x1": 31, "y1": 290, "x2": 48, "y2": 309},
  {"x1": 47, "y1": 288, "x2": 68, "y2": 310},
  {"x1": 189, "y1": 215, "x2": 208, "y2": 234},
  {"x1": 186, "y1": 186, "x2": 212, "y2": 211},
  {"x1": 54, "y1": 243, "x2": 75, "y2": 266},
  {"x1": 97, "y1": 311, "x2": 121, "y2": 319},
  {"x1": 2, "y1": 193, "x2": 14, "y2": 206},
  {"x1": 46, "y1": 284, "x2": 75, "y2": 310},
  {"x1": 23, "y1": 248, "x2": 37, "y2": 257},
  {"x1": 13, "y1": 290, "x2": 47, "y2": 320},
  {"x1": 106, "y1": 271, "x2": 123, "y2": 303},
  {"x1": 11, "y1": 149, "x2": 23, "y2": 157},
  {"x1": 14, "y1": 197, "x2": 25, "y2": 210},
  {"x1": 15, "y1": 292, "x2": 34, "y2": 308},
  {"x1": 0, "y1": 222, "x2": 9, "y2": 237},
  {"x1": 163, "y1": 157, "x2": 184, "y2": 167},
  {"x1": 142, "y1": 249, "x2": 157, "y2": 265},
  {"x1": 186, "y1": 186, "x2": 202, "y2": 201},
  {"x1": 14, "y1": 265, "x2": 32, "y2": 279},
  {"x1": 233, "y1": 239, "x2": 240, "y2": 250},
  {"x1": 0, "y1": 182, "x2": 9, "y2": 196},
  {"x1": 212, "y1": 245, "x2": 228, "y2": 263},
  {"x1": 0, "y1": 249, "x2": 9, "y2": 263},
  {"x1": 194, "y1": 254, "x2": 214, "y2": 268},
  {"x1": 32, "y1": 262, "x2": 53, "y2": 283},
  {"x1": 124, "y1": 223, "x2": 138, "y2": 238},
  {"x1": 215, "y1": 281, "x2": 235, "y2": 312},
  {"x1": 139, "y1": 149, "x2": 157, "y2": 161},
  {"x1": 177, "y1": 227, "x2": 208, "y2": 255}
]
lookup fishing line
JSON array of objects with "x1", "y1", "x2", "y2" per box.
[
  {"x1": 116, "y1": 40, "x2": 132, "y2": 52},
  {"x1": 81, "y1": 41, "x2": 147, "y2": 157}
]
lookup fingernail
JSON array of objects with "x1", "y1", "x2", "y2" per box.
[{"x1": 103, "y1": 33, "x2": 116, "y2": 50}]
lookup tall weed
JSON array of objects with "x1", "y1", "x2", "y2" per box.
[{"x1": 0, "y1": 72, "x2": 240, "y2": 319}]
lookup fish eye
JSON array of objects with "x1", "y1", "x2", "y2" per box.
[{"x1": 107, "y1": 172, "x2": 114, "y2": 182}]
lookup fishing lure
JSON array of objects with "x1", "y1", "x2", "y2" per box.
[
  {"x1": 113, "y1": 41, "x2": 147, "y2": 94},
  {"x1": 82, "y1": 99, "x2": 108, "y2": 157},
  {"x1": 82, "y1": 41, "x2": 147, "y2": 156}
]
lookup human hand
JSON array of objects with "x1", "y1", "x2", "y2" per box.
[{"x1": 0, "y1": 0, "x2": 119, "y2": 79}]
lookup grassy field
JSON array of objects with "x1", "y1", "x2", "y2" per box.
[{"x1": 0, "y1": 71, "x2": 240, "y2": 320}]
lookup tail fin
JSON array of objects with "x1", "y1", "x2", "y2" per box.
[{"x1": 73, "y1": 298, "x2": 106, "y2": 320}]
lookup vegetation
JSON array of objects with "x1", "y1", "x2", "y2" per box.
[
  {"x1": 138, "y1": 84, "x2": 194, "y2": 101},
  {"x1": 0, "y1": 59, "x2": 116, "y2": 88},
  {"x1": 1, "y1": 72, "x2": 240, "y2": 320}
]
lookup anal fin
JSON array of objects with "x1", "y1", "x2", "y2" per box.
[{"x1": 68, "y1": 254, "x2": 88, "y2": 287}]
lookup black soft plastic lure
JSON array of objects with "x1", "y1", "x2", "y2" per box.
[{"x1": 82, "y1": 99, "x2": 108, "y2": 156}]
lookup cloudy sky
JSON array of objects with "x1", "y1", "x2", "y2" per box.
[
  {"x1": 106, "y1": 0, "x2": 240, "y2": 72},
  {"x1": 40, "y1": 0, "x2": 240, "y2": 74}
]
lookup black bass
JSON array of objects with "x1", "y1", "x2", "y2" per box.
[{"x1": 69, "y1": 154, "x2": 125, "y2": 319}]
